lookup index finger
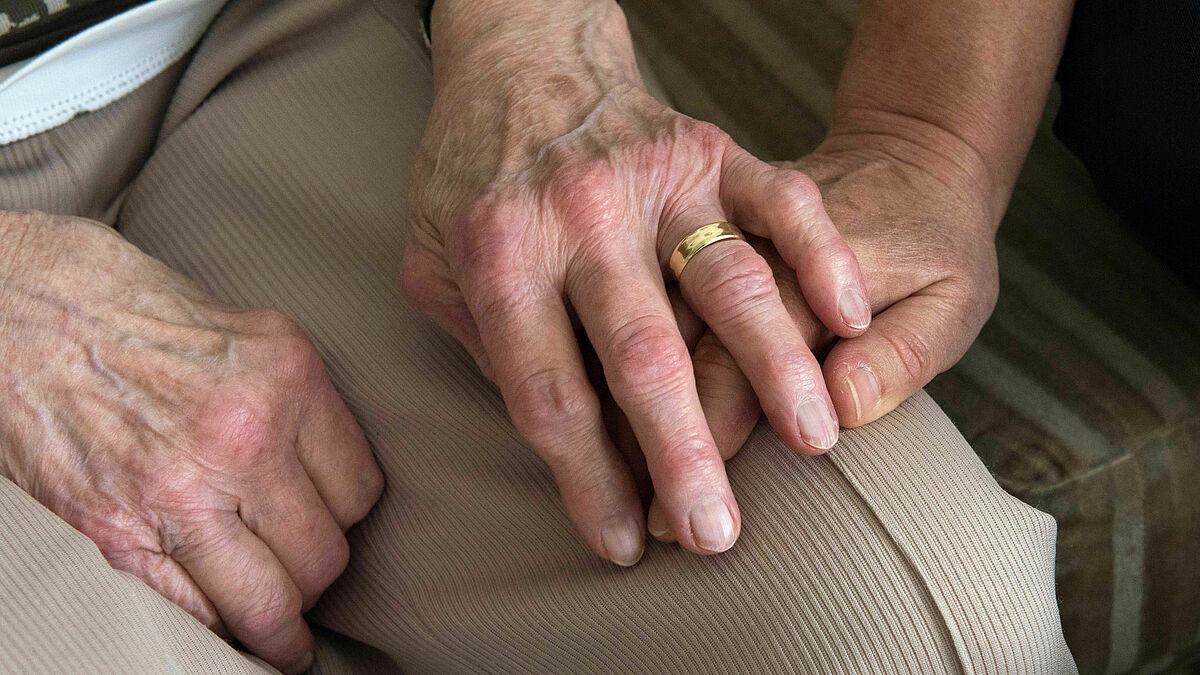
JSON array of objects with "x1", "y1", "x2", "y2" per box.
[
  {"x1": 296, "y1": 377, "x2": 384, "y2": 530},
  {"x1": 720, "y1": 147, "x2": 871, "y2": 337}
]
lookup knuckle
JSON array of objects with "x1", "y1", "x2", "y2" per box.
[
  {"x1": 694, "y1": 249, "x2": 779, "y2": 323},
  {"x1": 101, "y1": 544, "x2": 157, "y2": 576},
  {"x1": 882, "y1": 325, "x2": 937, "y2": 384},
  {"x1": 959, "y1": 273, "x2": 999, "y2": 325},
  {"x1": 464, "y1": 270, "x2": 523, "y2": 325},
  {"x1": 300, "y1": 534, "x2": 350, "y2": 591},
  {"x1": 351, "y1": 463, "x2": 385, "y2": 523},
  {"x1": 398, "y1": 246, "x2": 434, "y2": 306},
  {"x1": 546, "y1": 160, "x2": 619, "y2": 224},
  {"x1": 449, "y1": 198, "x2": 527, "y2": 283},
  {"x1": 972, "y1": 259, "x2": 1001, "y2": 316},
  {"x1": 248, "y1": 308, "x2": 301, "y2": 339},
  {"x1": 508, "y1": 366, "x2": 599, "y2": 446},
  {"x1": 279, "y1": 339, "x2": 323, "y2": 385},
  {"x1": 813, "y1": 237, "x2": 854, "y2": 267},
  {"x1": 197, "y1": 392, "x2": 277, "y2": 466},
  {"x1": 249, "y1": 310, "x2": 323, "y2": 380},
  {"x1": 92, "y1": 524, "x2": 164, "y2": 576},
  {"x1": 607, "y1": 317, "x2": 691, "y2": 403},
  {"x1": 236, "y1": 582, "x2": 302, "y2": 638},
  {"x1": 942, "y1": 250, "x2": 998, "y2": 330},
  {"x1": 609, "y1": 317, "x2": 683, "y2": 374},
  {"x1": 774, "y1": 170, "x2": 823, "y2": 211},
  {"x1": 678, "y1": 117, "x2": 730, "y2": 150},
  {"x1": 104, "y1": 546, "x2": 221, "y2": 627},
  {"x1": 980, "y1": 276, "x2": 1000, "y2": 318},
  {"x1": 157, "y1": 509, "x2": 239, "y2": 561},
  {"x1": 655, "y1": 433, "x2": 720, "y2": 481}
]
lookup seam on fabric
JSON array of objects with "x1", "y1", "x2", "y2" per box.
[
  {"x1": 43, "y1": 121, "x2": 86, "y2": 215},
  {"x1": 308, "y1": 6, "x2": 451, "y2": 664},
  {"x1": 151, "y1": 0, "x2": 339, "y2": 143},
  {"x1": 350, "y1": 1, "x2": 456, "y2": 653},
  {"x1": 114, "y1": 4, "x2": 226, "y2": 227},
  {"x1": 826, "y1": 453, "x2": 976, "y2": 675},
  {"x1": 0, "y1": 39, "x2": 192, "y2": 143},
  {"x1": 158, "y1": 2, "x2": 236, "y2": 142},
  {"x1": 293, "y1": 10, "x2": 461, "y2": 659}
]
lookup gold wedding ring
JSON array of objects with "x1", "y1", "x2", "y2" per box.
[{"x1": 669, "y1": 222, "x2": 746, "y2": 280}]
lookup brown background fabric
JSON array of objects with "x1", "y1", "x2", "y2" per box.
[{"x1": 0, "y1": 0, "x2": 1084, "y2": 672}]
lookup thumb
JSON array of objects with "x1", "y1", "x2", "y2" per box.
[{"x1": 822, "y1": 284, "x2": 979, "y2": 427}]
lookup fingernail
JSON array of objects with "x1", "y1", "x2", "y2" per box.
[
  {"x1": 838, "y1": 286, "x2": 871, "y2": 330},
  {"x1": 689, "y1": 498, "x2": 736, "y2": 553},
  {"x1": 796, "y1": 399, "x2": 838, "y2": 450},
  {"x1": 646, "y1": 502, "x2": 669, "y2": 538},
  {"x1": 601, "y1": 514, "x2": 645, "y2": 567},
  {"x1": 845, "y1": 366, "x2": 881, "y2": 422}
]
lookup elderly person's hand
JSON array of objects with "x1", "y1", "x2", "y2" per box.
[
  {"x1": 400, "y1": 0, "x2": 870, "y2": 564},
  {"x1": 0, "y1": 212, "x2": 384, "y2": 674}
]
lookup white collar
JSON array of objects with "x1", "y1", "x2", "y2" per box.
[{"x1": 0, "y1": 0, "x2": 226, "y2": 145}]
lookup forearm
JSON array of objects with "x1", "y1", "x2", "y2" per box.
[{"x1": 823, "y1": 0, "x2": 1075, "y2": 223}]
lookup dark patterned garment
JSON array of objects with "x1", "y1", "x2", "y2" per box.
[
  {"x1": 1055, "y1": 0, "x2": 1200, "y2": 288},
  {"x1": 0, "y1": 0, "x2": 151, "y2": 65}
]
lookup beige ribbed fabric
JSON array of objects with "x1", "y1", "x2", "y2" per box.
[
  {"x1": 0, "y1": 477, "x2": 275, "y2": 674},
  {"x1": 0, "y1": 0, "x2": 1077, "y2": 672}
]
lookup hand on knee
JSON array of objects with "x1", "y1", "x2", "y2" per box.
[{"x1": 0, "y1": 211, "x2": 384, "y2": 674}]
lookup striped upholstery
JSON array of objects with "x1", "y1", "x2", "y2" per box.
[{"x1": 622, "y1": 0, "x2": 1200, "y2": 673}]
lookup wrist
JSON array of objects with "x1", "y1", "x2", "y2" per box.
[
  {"x1": 418, "y1": 0, "x2": 649, "y2": 193},
  {"x1": 432, "y1": 0, "x2": 635, "y2": 81},
  {"x1": 428, "y1": 0, "x2": 639, "y2": 123},
  {"x1": 819, "y1": 106, "x2": 1009, "y2": 227}
]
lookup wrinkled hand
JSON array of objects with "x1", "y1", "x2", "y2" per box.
[
  {"x1": 0, "y1": 212, "x2": 383, "y2": 673},
  {"x1": 645, "y1": 139, "x2": 1000, "y2": 537},
  {"x1": 400, "y1": 0, "x2": 869, "y2": 563}
]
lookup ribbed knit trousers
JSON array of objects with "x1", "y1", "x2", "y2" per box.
[{"x1": 0, "y1": 0, "x2": 1077, "y2": 672}]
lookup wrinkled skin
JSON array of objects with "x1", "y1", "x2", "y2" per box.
[
  {"x1": 401, "y1": 0, "x2": 870, "y2": 564},
  {"x1": 791, "y1": 145, "x2": 999, "y2": 424},
  {"x1": 0, "y1": 212, "x2": 383, "y2": 674},
  {"x1": 644, "y1": 142, "x2": 1000, "y2": 539}
]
